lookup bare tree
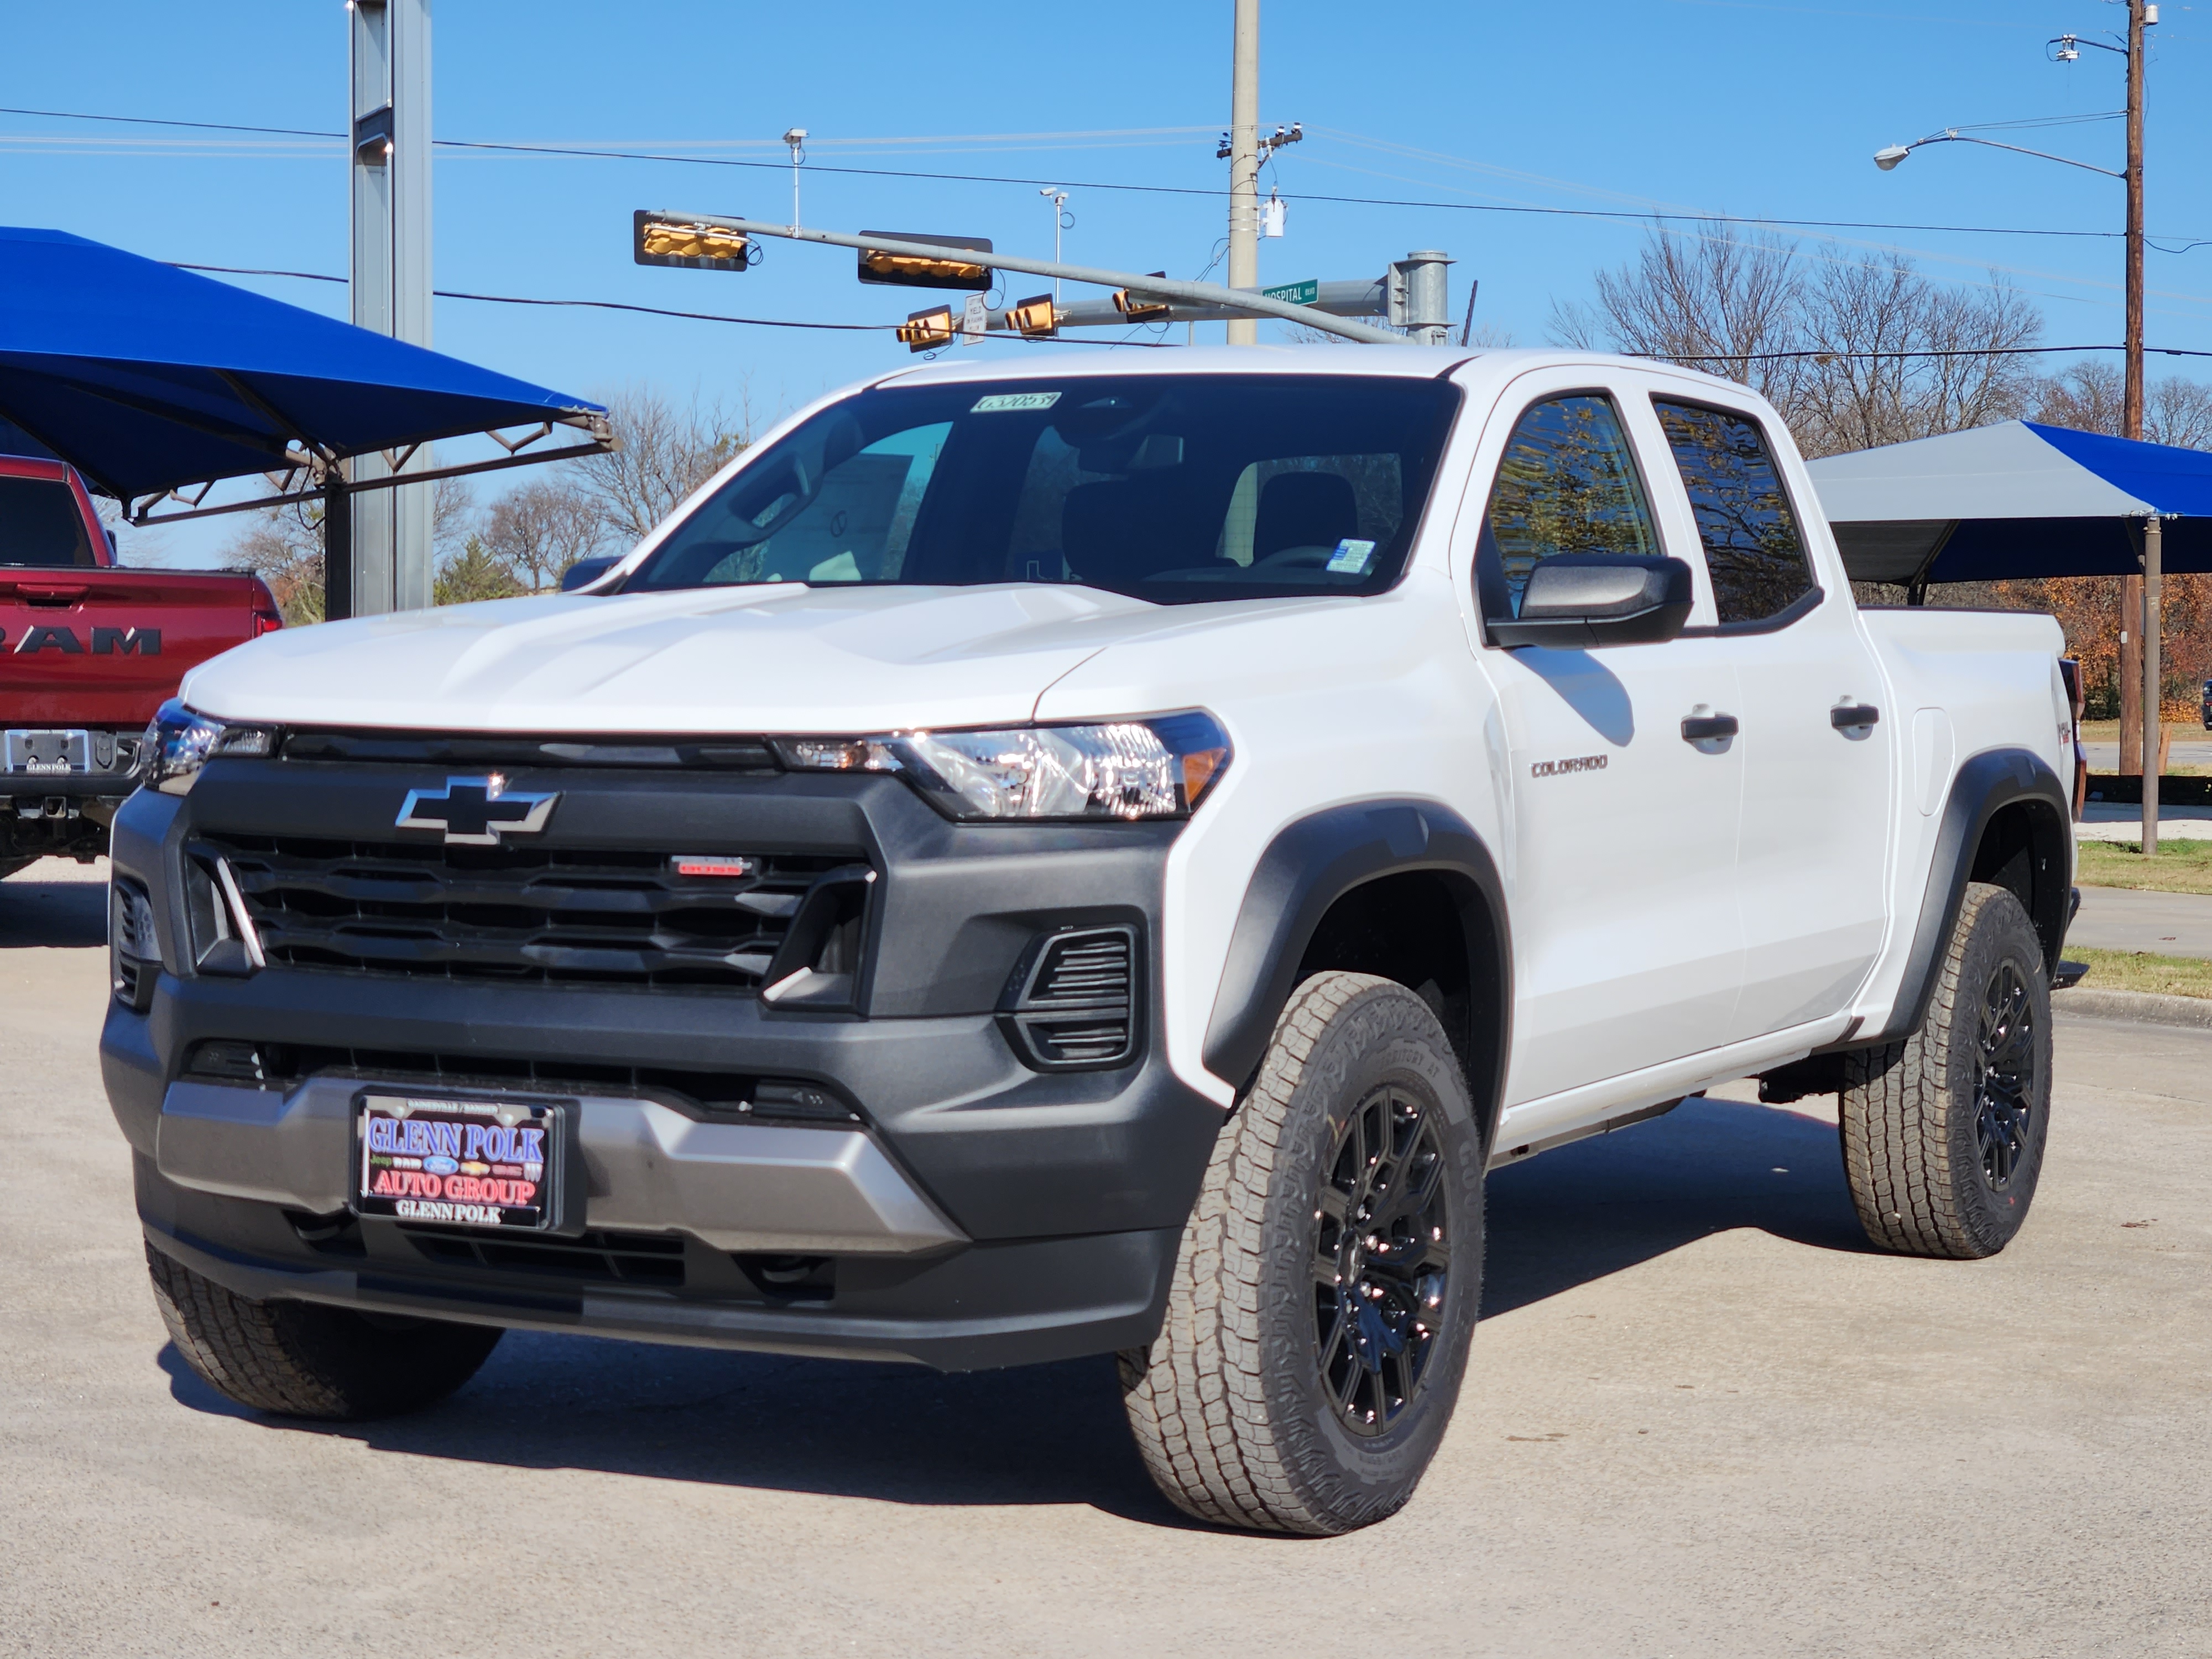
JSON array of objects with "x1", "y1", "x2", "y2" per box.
[
  {"x1": 578, "y1": 385, "x2": 750, "y2": 544},
  {"x1": 478, "y1": 474, "x2": 607, "y2": 592},
  {"x1": 1556, "y1": 222, "x2": 2046, "y2": 458},
  {"x1": 2034, "y1": 360, "x2": 2212, "y2": 450},
  {"x1": 1790, "y1": 254, "x2": 2041, "y2": 456},
  {"x1": 223, "y1": 469, "x2": 473, "y2": 624},
  {"x1": 1552, "y1": 225, "x2": 1810, "y2": 421}
]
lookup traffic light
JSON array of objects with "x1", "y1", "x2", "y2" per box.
[
  {"x1": 1007, "y1": 294, "x2": 1058, "y2": 337},
  {"x1": 1114, "y1": 275, "x2": 1172, "y2": 324},
  {"x1": 857, "y1": 232, "x2": 994, "y2": 291},
  {"x1": 895, "y1": 306, "x2": 958, "y2": 352},
  {"x1": 634, "y1": 211, "x2": 753, "y2": 272}
]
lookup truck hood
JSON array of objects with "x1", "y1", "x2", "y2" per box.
[{"x1": 179, "y1": 582, "x2": 1170, "y2": 734}]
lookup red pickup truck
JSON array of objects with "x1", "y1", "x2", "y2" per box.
[{"x1": 1, "y1": 455, "x2": 281, "y2": 876}]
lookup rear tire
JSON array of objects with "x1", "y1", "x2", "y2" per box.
[
  {"x1": 148, "y1": 1243, "x2": 502, "y2": 1420},
  {"x1": 1120, "y1": 972, "x2": 1485, "y2": 1534},
  {"x1": 1842, "y1": 882, "x2": 2052, "y2": 1259}
]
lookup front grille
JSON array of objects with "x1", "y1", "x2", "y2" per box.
[
  {"x1": 999, "y1": 925, "x2": 1140, "y2": 1071},
  {"x1": 198, "y1": 834, "x2": 857, "y2": 992},
  {"x1": 399, "y1": 1224, "x2": 687, "y2": 1286}
]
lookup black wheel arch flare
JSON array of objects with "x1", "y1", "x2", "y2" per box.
[
  {"x1": 1201, "y1": 800, "x2": 1512, "y2": 1151},
  {"x1": 1844, "y1": 745, "x2": 2073, "y2": 1051}
]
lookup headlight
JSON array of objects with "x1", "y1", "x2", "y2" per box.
[
  {"x1": 143, "y1": 700, "x2": 275, "y2": 795},
  {"x1": 773, "y1": 712, "x2": 1232, "y2": 821}
]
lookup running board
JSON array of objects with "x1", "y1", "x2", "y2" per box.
[{"x1": 1486, "y1": 1097, "x2": 1684, "y2": 1172}]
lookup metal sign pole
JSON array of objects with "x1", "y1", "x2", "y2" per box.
[{"x1": 348, "y1": 0, "x2": 434, "y2": 617}]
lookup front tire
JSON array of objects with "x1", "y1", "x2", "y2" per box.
[
  {"x1": 148, "y1": 1243, "x2": 503, "y2": 1420},
  {"x1": 1120, "y1": 972, "x2": 1485, "y2": 1534},
  {"x1": 1842, "y1": 882, "x2": 2053, "y2": 1259}
]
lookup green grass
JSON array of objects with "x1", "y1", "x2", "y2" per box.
[
  {"x1": 2075, "y1": 839, "x2": 2212, "y2": 895},
  {"x1": 2067, "y1": 946, "x2": 2212, "y2": 1000}
]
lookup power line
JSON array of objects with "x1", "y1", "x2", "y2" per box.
[
  {"x1": 166, "y1": 264, "x2": 2212, "y2": 361},
  {"x1": 165, "y1": 261, "x2": 1170, "y2": 343},
  {"x1": 9, "y1": 101, "x2": 2204, "y2": 246}
]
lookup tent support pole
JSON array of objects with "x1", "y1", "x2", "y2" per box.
[
  {"x1": 2143, "y1": 514, "x2": 2163, "y2": 856},
  {"x1": 324, "y1": 476, "x2": 353, "y2": 624}
]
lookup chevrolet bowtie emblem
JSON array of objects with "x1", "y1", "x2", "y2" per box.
[{"x1": 394, "y1": 774, "x2": 560, "y2": 846}]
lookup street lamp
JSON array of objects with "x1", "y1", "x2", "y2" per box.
[
  {"x1": 1870, "y1": 129, "x2": 2122, "y2": 180},
  {"x1": 1873, "y1": 0, "x2": 2161, "y2": 845}
]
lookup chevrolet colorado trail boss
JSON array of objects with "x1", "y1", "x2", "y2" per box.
[
  {"x1": 105, "y1": 348, "x2": 2076, "y2": 1535},
  {"x1": 2, "y1": 455, "x2": 281, "y2": 873}
]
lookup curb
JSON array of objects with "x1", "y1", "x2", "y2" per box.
[{"x1": 2053, "y1": 985, "x2": 2212, "y2": 1029}]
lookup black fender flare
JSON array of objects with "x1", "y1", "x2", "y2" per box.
[
  {"x1": 1201, "y1": 800, "x2": 1512, "y2": 1148},
  {"x1": 1850, "y1": 746, "x2": 2072, "y2": 1049}
]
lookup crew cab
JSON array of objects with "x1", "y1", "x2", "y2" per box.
[
  {"x1": 1, "y1": 455, "x2": 280, "y2": 874},
  {"x1": 102, "y1": 348, "x2": 2075, "y2": 1535}
]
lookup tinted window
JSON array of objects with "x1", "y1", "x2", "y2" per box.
[
  {"x1": 0, "y1": 477, "x2": 95, "y2": 568},
  {"x1": 1480, "y1": 394, "x2": 1658, "y2": 616},
  {"x1": 1653, "y1": 400, "x2": 1813, "y2": 625},
  {"x1": 622, "y1": 375, "x2": 1460, "y2": 604}
]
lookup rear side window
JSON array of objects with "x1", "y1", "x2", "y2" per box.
[
  {"x1": 1652, "y1": 400, "x2": 1813, "y2": 625},
  {"x1": 1481, "y1": 393, "x2": 1659, "y2": 617},
  {"x1": 0, "y1": 476, "x2": 95, "y2": 568}
]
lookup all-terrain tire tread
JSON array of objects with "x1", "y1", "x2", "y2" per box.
[
  {"x1": 1840, "y1": 881, "x2": 2042, "y2": 1260},
  {"x1": 147, "y1": 1241, "x2": 356, "y2": 1417},
  {"x1": 1122, "y1": 971, "x2": 1396, "y2": 1535}
]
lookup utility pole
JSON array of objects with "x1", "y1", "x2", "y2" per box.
[
  {"x1": 1225, "y1": 0, "x2": 1260, "y2": 346},
  {"x1": 346, "y1": 0, "x2": 433, "y2": 619}
]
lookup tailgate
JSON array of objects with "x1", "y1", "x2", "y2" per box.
[{"x1": 0, "y1": 567, "x2": 263, "y2": 729}]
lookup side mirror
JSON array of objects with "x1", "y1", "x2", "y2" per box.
[
  {"x1": 1488, "y1": 554, "x2": 1694, "y2": 649},
  {"x1": 559, "y1": 555, "x2": 620, "y2": 592}
]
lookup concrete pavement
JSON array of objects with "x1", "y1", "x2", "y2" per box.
[{"x1": 2, "y1": 859, "x2": 2209, "y2": 1658}]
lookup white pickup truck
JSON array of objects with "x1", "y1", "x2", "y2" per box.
[{"x1": 103, "y1": 346, "x2": 2077, "y2": 1535}]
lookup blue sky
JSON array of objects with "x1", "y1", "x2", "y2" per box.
[{"x1": 4, "y1": 0, "x2": 2207, "y2": 564}]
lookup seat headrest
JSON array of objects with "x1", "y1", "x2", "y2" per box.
[{"x1": 1255, "y1": 471, "x2": 1359, "y2": 561}]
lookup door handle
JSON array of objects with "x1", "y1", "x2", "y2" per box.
[
  {"x1": 1831, "y1": 703, "x2": 1881, "y2": 731},
  {"x1": 1680, "y1": 713, "x2": 1740, "y2": 743}
]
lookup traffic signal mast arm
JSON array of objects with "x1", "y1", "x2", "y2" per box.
[
  {"x1": 648, "y1": 213, "x2": 1410, "y2": 345},
  {"x1": 1049, "y1": 278, "x2": 1390, "y2": 330}
]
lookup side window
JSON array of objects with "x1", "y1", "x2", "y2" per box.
[
  {"x1": 1652, "y1": 400, "x2": 1813, "y2": 625},
  {"x1": 1481, "y1": 393, "x2": 1660, "y2": 616}
]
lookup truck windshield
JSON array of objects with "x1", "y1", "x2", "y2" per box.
[
  {"x1": 0, "y1": 476, "x2": 96, "y2": 568},
  {"x1": 619, "y1": 374, "x2": 1460, "y2": 603}
]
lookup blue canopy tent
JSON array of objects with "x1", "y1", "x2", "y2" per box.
[
  {"x1": 1806, "y1": 420, "x2": 2212, "y2": 592},
  {"x1": 0, "y1": 226, "x2": 607, "y2": 614}
]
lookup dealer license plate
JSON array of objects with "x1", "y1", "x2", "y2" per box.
[
  {"x1": 354, "y1": 1093, "x2": 564, "y2": 1231},
  {"x1": 3, "y1": 729, "x2": 90, "y2": 774}
]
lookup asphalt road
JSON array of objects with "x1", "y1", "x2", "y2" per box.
[
  {"x1": 2069, "y1": 884, "x2": 2212, "y2": 959},
  {"x1": 3, "y1": 860, "x2": 2209, "y2": 1658}
]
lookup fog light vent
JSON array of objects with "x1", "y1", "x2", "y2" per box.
[
  {"x1": 110, "y1": 879, "x2": 159, "y2": 1011},
  {"x1": 999, "y1": 925, "x2": 1139, "y2": 1071}
]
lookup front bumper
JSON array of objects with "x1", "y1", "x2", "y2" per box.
[{"x1": 102, "y1": 761, "x2": 1223, "y2": 1370}]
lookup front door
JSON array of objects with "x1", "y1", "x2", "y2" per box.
[{"x1": 1465, "y1": 378, "x2": 1746, "y2": 1110}]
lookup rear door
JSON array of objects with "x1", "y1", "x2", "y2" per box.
[
  {"x1": 1641, "y1": 387, "x2": 1893, "y2": 1041},
  {"x1": 1460, "y1": 368, "x2": 1746, "y2": 1109}
]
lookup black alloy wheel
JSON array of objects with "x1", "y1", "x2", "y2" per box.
[
  {"x1": 1975, "y1": 959, "x2": 2037, "y2": 1191},
  {"x1": 1313, "y1": 1083, "x2": 1451, "y2": 1438}
]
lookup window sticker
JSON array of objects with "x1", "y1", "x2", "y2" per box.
[
  {"x1": 1326, "y1": 538, "x2": 1378, "y2": 575},
  {"x1": 971, "y1": 391, "x2": 1061, "y2": 414}
]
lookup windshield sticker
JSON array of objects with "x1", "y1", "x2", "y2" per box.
[
  {"x1": 1326, "y1": 539, "x2": 1378, "y2": 575},
  {"x1": 971, "y1": 392, "x2": 1061, "y2": 413}
]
